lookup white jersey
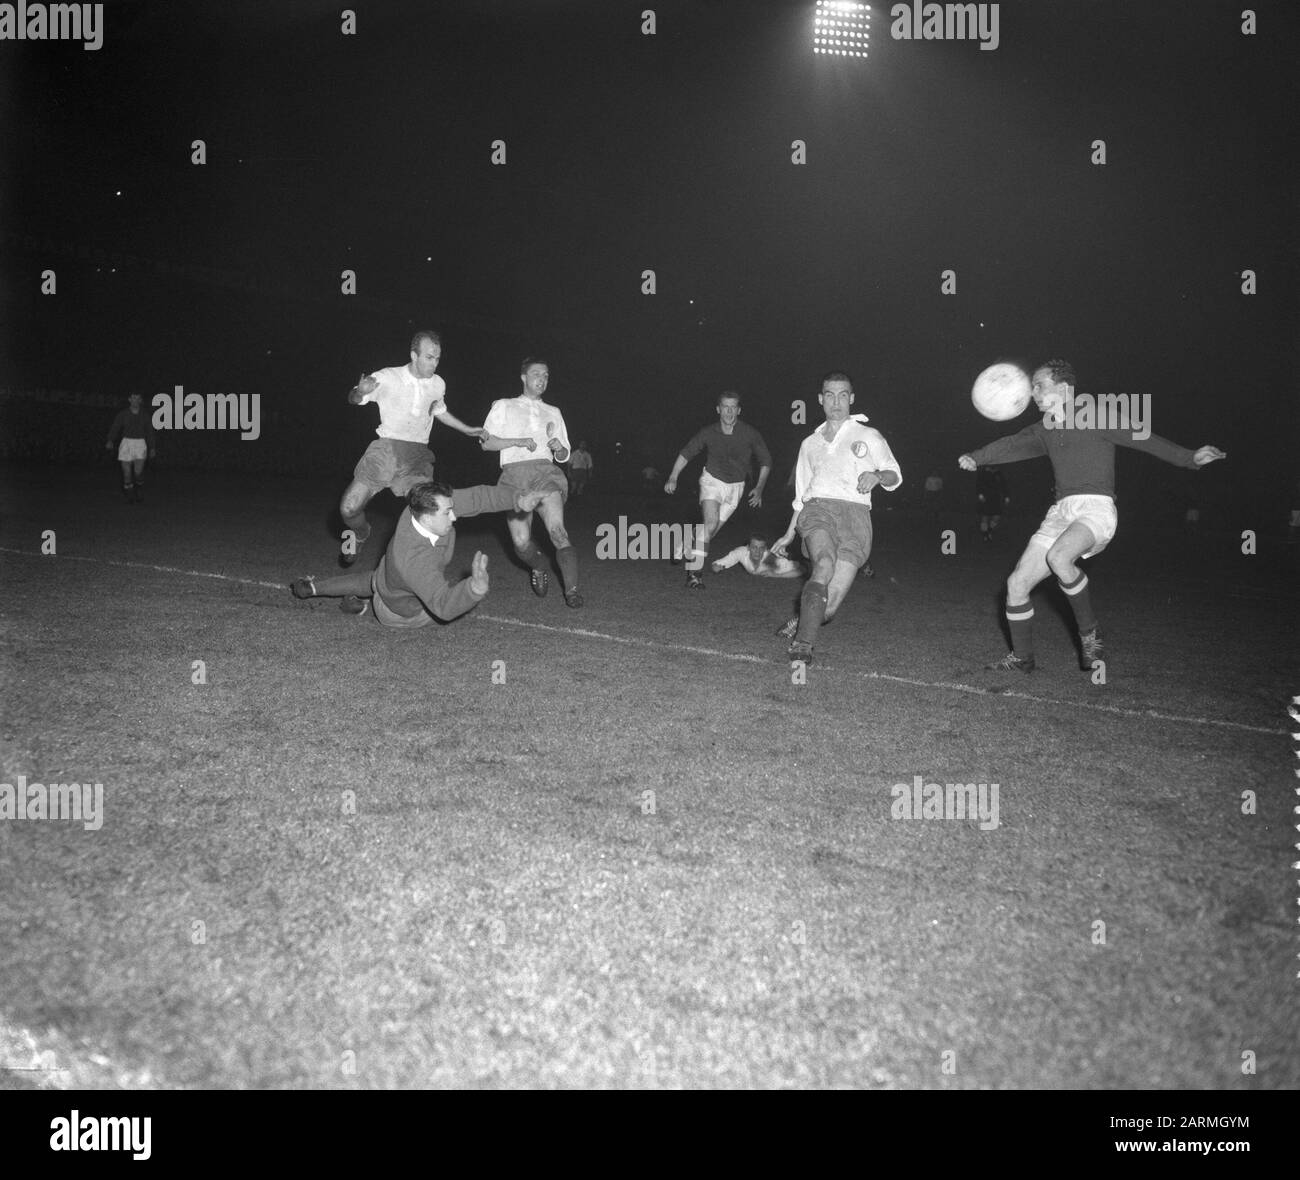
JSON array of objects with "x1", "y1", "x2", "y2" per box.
[
  {"x1": 362, "y1": 365, "x2": 447, "y2": 444},
  {"x1": 792, "y1": 413, "x2": 902, "y2": 512},
  {"x1": 483, "y1": 396, "x2": 572, "y2": 466}
]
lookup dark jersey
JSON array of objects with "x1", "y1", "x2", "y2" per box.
[
  {"x1": 969, "y1": 421, "x2": 1196, "y2": 500},
  {"x1": 678, "y1": 421, "x2": 772, "y2": 485}
]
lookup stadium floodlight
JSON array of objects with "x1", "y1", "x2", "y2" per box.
[{"x1": 812, "y1": 0, "x2": 870, "y2": 58}]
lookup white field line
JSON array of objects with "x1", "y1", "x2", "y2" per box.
[{"x1": 0, "y1": 547, "x2": 1285, "y2": 737}]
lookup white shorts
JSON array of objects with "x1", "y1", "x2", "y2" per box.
[
  {"x1": 699, "y1": 470, "x2": 744, "y2": 527},
  {"x1": 1028, "y1": 494, "x2": 1117, "y2": 559},
  {"x1": 118, "y1": 439, "x2": 148, "y2": 462}
]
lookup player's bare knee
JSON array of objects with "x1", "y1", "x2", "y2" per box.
[
  {"x1": 1046, "y1": 551, "x2": 1076, "y2": 581},
  {"x1": 547, "y1": 525, "x2": 570, "y2": 549}
]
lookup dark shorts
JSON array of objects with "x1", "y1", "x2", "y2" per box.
[
  {"x1": 353, "y1": 438, "x2": 435, "y2": 497},
  {"x1": 797, "y1": 498, "x2": 874, "y2": 569},
  {"x1": 499, "y1": 459, "x2": 569, "y2": 504}
]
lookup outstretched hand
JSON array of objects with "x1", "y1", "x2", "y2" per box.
[
  {"x1": 771, "y1": 535, "x2": 793, "y2": 558},
  {"x1": 1193, "y1": 445, "x2": 1226, "y2": 467},
  {"x1": 957, "y1": 454, "x2": 977, "y2": 472},
  {"x1": 469, "y1": 551, "x2": 490, "y2": 596},
  {"x1": 747, "y1": 488, "x2": 763, "y2": 508}
]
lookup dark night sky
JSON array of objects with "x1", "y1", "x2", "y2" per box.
[{"x1": 3, "y1": 0, "x2": 1296, "y2": 498}]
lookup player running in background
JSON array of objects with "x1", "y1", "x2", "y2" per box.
[
  {"x1": 105, "y1": 393, "x2": 157, "y2": 503},
  {"x1": 712, "y1": 534, "x2": 805, "y2": 579},
  {"x1": 291, "y1": 481, "x2": 543, "y2": 625},
  {"x1": 772, "y1": 373, "x2": 902, "y2": 664},
  {"x1": 481, "y1": 358, "x2": 584, "y2": 607},
  {"x1": 664, "y1": 391, "x2": 772, "y2": 589},
  {"x1": 568, "y1": 441, "x2": 593, "y2": 496},
  {"x1": 958, "y1": 359, "x2": 1225, "y2": 673},
  {"x1": 975, "y1": 463, "x2": 1008, "y2": 541},
  {"x1": 339, "y1": 331, "x2": 487, "y2": 567}
]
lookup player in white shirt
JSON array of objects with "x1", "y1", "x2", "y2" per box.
[
  {"x1": 712, "y1": 535, "x2": 806, "y2": 578},
  {"x1": 481, "y1": 358, "x2": 584, "y2": 607},
  {"x1": 772, "y1": 372, "x2": 902, "y2": 664},
  {"x1": 339, "y1": 331, "x2": 487, "y2": 566}
]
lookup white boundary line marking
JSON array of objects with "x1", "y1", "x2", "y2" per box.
[{"x1": 0, "y1": 547, "x2": 1284, "y2": 737}]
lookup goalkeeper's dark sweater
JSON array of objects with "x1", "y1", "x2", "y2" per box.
[
  {"x1": 969, "y1": 421, "x2": 1198, "y2": 500},
  {"x1": 373, "y1": 484, "x2": 517, "y2": 621}
]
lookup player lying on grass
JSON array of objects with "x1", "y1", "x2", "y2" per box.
[
  {"x1": 291, "y1": 481, "x2": 544, "y2": 627},
  {"x1": 105, "y1": 392, "x2": 156, "y2": 503},
  {"x1": 958, "y1": 359, "x2": 1226, "y2": 674},
  {"x1": 339, "y1": 331, "x2": 488, "y2": 569},
  {"x1": 772, "y1": 372, "x2": 902, "y2": 664},
  {"x1": 711, "y1": 534, "x2": 806, "y2": 578},
  {"x1": 664, "y1": 391, "x2": 772, "y2": 589},
  {"x1": 481, "y1": 358, "x2": 585, "y2": 607}
]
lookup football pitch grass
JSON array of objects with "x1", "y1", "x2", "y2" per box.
[{"x1": 1, "y1": 463, "x2": 1295, "y2": 1089}]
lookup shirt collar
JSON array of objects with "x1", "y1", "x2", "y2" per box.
[{"x1": 411, "y1": 515, "x2": 443, "y2": 548}]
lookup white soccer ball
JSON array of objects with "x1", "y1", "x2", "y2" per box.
[{"x1": 971, "y1": 363, "x2": 1032, "y2": 421}]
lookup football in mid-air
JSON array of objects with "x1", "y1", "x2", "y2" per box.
[{"x1": 971, "y1": 363, "x2": 1032, "y2": 421}]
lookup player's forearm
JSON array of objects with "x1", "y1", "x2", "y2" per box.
[
  {"x1": 1113, "y1": 431, "x2": 1198, "y2": 468},
  {"x1": 968, "y1": 436, "x2": 1041, "y2": 466},
  {"x1": 668, "y1": 455, "x2": 689, "y2": 481},
  {"x1": 877, "y1": 469, "x2": 900, "y2": 489},
  {"x1": 420, "y1": 575, "x2": 483, "y2": 621},
  {"x1": 479, "y1": 434, "x2": 528, "y2": 451},
  {"x1": 754, "y1": 465, "x2": 770, "y2": 490},
  {"x1": 436, "y1": 411, "x2": 480, "y2": 436}
]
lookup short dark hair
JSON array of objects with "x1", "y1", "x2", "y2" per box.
[
  {"x1": 410, "y1": 330, "x2": 441, "y2": 353},
  {"x1": 1035, "y1": 358, "x2": 1077, "y2": 387},
  {"x1": 748, "y1": 533, "x2": 768, "y2": 546},
  {"x1": 520, "y1": 357, "x2": 548, "y2": 375},
  {"x1": 717, "y1": 389, "x2": 741, "y2": 406},
  {"x1": 408, "y1": 480, "x2": 454, "y2": 518},
  {"x1": 821, "y1": 371, "x2": 853, "y2": 390}
]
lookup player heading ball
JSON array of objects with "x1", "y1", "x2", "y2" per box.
[{"x1": 958, "y1": 359, "x2": 1226, "y2": 674}]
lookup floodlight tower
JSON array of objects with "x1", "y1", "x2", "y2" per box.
[{"x1": 812, "y1": 0, "x2": 871, "y2": 58}]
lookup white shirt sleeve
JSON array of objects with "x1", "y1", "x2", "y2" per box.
[
  {"x1": 791, "y1": 438, "x2": 814, "y2": 513},
  {"x1": 863, "y1": 427, "x2": 902, "y2": 492}
]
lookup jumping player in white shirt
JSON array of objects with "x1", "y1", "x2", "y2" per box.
[{"x1": 339, "y1": 331, "x2": 487, "y2": 566}]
